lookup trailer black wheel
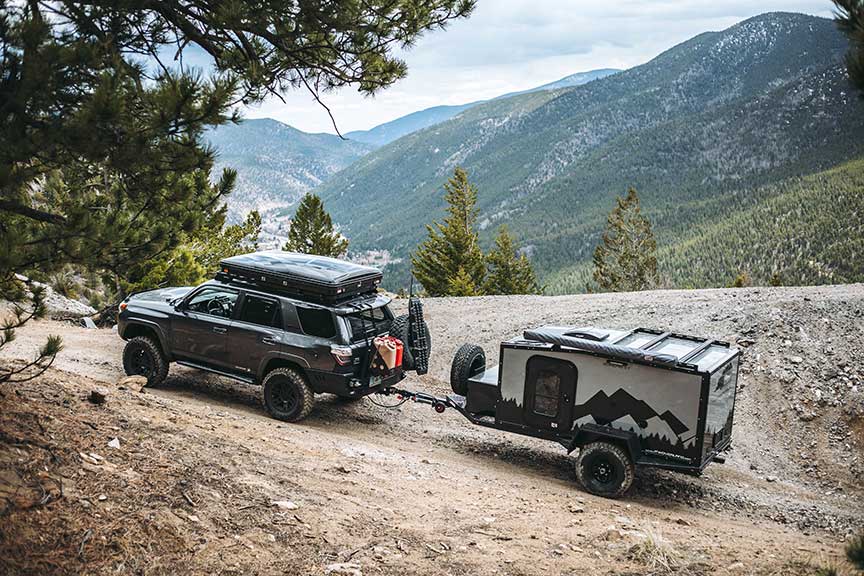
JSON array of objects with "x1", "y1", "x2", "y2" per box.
[
  {"x1": 450, "y1": 343, "x2": 485, "y2": 396},
  {"x1": 576, "y1": 441, "x2": 634, "y2": 498},
  {"x1": 262, "y1": 368, "x2": 315, "y2": 422},
  {"x1": 122, "y1": 336, "x2": 169, "y2": 387},
  {"x1": 391, "y1": 314, "x2": 431, "y2": 371}
]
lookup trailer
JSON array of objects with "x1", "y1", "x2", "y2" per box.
[{"x1": 385, "y1": 325, "x2": 740, "y2": 498}]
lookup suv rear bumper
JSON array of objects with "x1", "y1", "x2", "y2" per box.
[{"x1": 306, "y1": 368, "x2": 405, "y2": 397}]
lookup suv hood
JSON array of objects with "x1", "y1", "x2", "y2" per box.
[{"x1": 130, "y1": 286, "x2": 194, "y2": 303}]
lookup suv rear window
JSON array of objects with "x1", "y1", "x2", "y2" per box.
[
  {"x1": 239, "y1": 295, "x2": 282, "y2": 329},
  {"x1": 296, "y1": 307, "x2": 337, "y2": 339},
  {"x1": 345, "y1": 306, "x2": 392, "y2": 342}
]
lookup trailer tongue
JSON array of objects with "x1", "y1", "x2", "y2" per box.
[{"x1": 382, "y1": 325, "x2": 740, "y2": 499}]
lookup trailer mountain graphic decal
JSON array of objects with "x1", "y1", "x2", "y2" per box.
[{"x1": 572, "y1": 390, "x2": 689, "y2": 436}]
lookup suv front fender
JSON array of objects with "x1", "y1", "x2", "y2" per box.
[{"x1": 120, "y1": 318, "x2": 170, "y2": 356}]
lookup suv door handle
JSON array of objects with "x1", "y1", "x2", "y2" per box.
[
  {"x1": 212, "y1": 327, "x2": 227, "y2": 334},
  {"x1": 261, "y1": 337, "x2": 277, "y2": 345}
]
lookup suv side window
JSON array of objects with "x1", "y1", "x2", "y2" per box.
[
  {"x1": 296, "y1": 306, "x2": 336, "y2": 339},
  {"x1": 239, "y1": 295, "x2": 282, "y2": 329},
  {"x1": 185, "y1": 287, "x2": 239, "y2": 318}
]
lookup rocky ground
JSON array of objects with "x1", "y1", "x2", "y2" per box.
[{"x1": 1, "y1": 284, "x2": 862, "y2": 575}]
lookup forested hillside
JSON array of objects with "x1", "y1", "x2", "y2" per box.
[
  {"x1": 314, "y1": 13, "x2": 864, "y2": 292},
  {"x1": 546, "y1": 159, "x2": 864, "y2": 292},
  {"x1": 206, "y1": 119, "x2": 374, "y2": 220}
]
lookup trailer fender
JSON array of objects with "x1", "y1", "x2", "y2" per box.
[{"x1": 566, "y1": 423, "x2": 642, "y2": 462}]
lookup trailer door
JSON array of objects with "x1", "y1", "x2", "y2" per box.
[{"x1": 523, "y1": 356, "x2": 577, "y2": 432}]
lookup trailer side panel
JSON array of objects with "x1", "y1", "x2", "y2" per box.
[
  {"x1": 701, "y1": 356, "x2": 739, "y2": 464},
  {"x1": 498, "y1": 346, "x2": 704, "y2": 466}
]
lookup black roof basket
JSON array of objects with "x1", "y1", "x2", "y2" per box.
[{"x1": 217, "y1": 251, "x2": 383, "y2": 305}]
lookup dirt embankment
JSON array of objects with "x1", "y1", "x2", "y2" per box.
[{"x1": 1, "y1": 284, "x2": 863, "y2": 575}]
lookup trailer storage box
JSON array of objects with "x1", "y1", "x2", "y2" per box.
[
  {"x1": 218, "y1": 251, "x2": 382, "y2": 305},
  {"x1": 466, "y1": 326, "x2": 740, "y2": 473}
]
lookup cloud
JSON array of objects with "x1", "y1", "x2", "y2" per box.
[{"x1": 243, "y1": 0, "x2": 834, "y2": 134}]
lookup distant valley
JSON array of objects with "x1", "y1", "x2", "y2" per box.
[{"x1": 209, "y1": 67, "x2": 620, "y2": 226}]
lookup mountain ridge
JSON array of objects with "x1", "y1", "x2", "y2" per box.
[
  {"x1": 344, "y1": 68, "x2": 619, "y2": 146},
  {"x1": 313, "y1": 12, "x2": 864, "y2": 292}
]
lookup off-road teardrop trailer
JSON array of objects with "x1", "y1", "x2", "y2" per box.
[{"x1": 387, "y1": 326, "x2": 740, "y2": 498}]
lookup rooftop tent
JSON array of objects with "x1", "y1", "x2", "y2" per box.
[{"x1": 217, "y1": 251, "x2": 383, "y2": 305}]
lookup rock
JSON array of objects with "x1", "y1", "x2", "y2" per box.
[
  {"x1": 80, "y1": 317, "x2": 97, "y2": 329},
  {"x1": 97, "y1": 494, "x2": 107, "y2": 501},
  {"x1": 766, "y1": 475, "x2": 778, "y2": 483},
  {"x1": 568, "y1": 503, "x2": 585, "y2": 514},
  {"x1": 603, "y1": 526, "x2": 624, "y2": 541},
  {"x1": 324, "y1": 563, "x2": 362, "y2": 576},
  {"x1": 107, "y1": 438, "x2": 121, "y2": 449},
  {"x1": 675, "y1": 518, "x2": 691, "y2": 526},
  {"x1": 272, "y1": 500, "x2": 299, "y2": 510},
  {"x1": 88, "y1": 388, "x2": 109, "y2": 405},
  {"x1": 79, "y1": 452, "x2": 101, "y2": 465},
  {"x1": 187, "y1": 514, "x2": 200, "y2": 522},
  {"x1": 118, "y1": 376, "x2": 148, "y2": 393},
  {"x1": 788, "y1": 356, "x2": 804, "y2": 365}
]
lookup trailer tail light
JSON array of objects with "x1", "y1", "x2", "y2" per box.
[
  {"x1": 118, "y1": 302, "x2": 127, "y2": 312},
  {"x1": 330, "y1": 346, "x2": 353, "y2": 366}
]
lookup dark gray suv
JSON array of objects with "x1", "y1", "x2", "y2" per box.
[{"x1": 117, "y1": 252, "x2": 429, "y2": 422}]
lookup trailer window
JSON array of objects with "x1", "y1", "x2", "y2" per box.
[
  {"x1": 533, "y1": 371, "x2": 561, "y2": 417},
  {"x1": 616, "y1": 331, "x2": 657, "y2": 349},
  {"x1": 647, "y1": 337, "x2": 700, "y2": 359},
  {"x1": 296, "y1": 307, "x2": 336, "y2": 339},
  {"x1": 692, "y1": 345, "x2": 733, "y2": 371}
]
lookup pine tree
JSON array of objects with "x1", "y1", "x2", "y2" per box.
[
  {"x1": 283, "y1": 194, "x2": 349, "y2": 258},
  {"x1": 1, "y1": 1, "x2": 472, "y2": 383},
  {"x1": 834, "y1": 0, "x2": 864, "y2": 92},
  {"x1": 484, "y1": 226, "x2": 541, "y2": 295},
  {"x1": 448, "y1": 267, "x2": 482, "y2": 297},
  {"x1": 592, "y1": 188, "x2": 659, "y2": 292},
  {"x1": 121, "y1": 210, "x2": 262, "y2": 295},
  {"x1": 412, "y1": 167, "x2": 486, "y2": 296}
]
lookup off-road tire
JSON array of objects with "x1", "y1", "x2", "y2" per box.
[
  {"x1": 450, "y1": 344, "x2": 486, "y2": 396},
  {"x1": 122, "y1": 336, "x2": 169, "y2": 388},
  {"x1": 390, "y1": 314, "x2": 431, "y2": 371},
  {"x1": 576, "y1": 441, "x2": 635, "y2": 498},
  {"x1": 261, "y1": 368, "x2": 315, "y2": 422}
]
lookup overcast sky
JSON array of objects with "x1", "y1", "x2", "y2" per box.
[{"x1": 243, "y1": 1, "x2": 834, "y2": 135}]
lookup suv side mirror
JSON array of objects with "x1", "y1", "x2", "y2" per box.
[{"x1": 172, "y1": 297, "x2": 186, "y2": 311}]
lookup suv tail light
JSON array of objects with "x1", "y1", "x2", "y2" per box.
[{"x1": 330, "y1": 346, "x2": 353, "y2": 366}]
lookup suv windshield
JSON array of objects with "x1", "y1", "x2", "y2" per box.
[{"x1": 343, "y1": 306, "x2": 393, "y2": 342}]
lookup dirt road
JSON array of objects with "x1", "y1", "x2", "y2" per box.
[{"x1": 2, "y1": 285, "x2": 863, "y2": 575}]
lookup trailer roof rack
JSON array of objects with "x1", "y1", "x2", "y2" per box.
[
  {"x1": 521, "y1": 326, "x2": 738, "y2": 373},
  {"x1": 217, "y1": 251, "x2": 383, "y2": 305}
]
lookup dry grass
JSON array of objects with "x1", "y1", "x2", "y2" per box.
[
  {"x1": 0, "y1": 373, "x2": 192, "y2": 575},
  {"x1": 627, "y1": 527, "x2": 681, "y2": 575}
]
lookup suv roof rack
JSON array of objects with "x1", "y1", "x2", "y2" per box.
[{"x1": 217, "y1": 251, "x2": 383, "y2": 305}]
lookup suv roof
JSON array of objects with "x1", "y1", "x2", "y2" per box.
[{"x1": 218, "y1": 251, "x2": 383, "y2": 305}]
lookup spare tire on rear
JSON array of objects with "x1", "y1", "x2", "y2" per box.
[
  {"x1": 390, "y1": 314, "x2": 431, "y2": 372},
  {"x1": 450, "y1": 344, "x2": 485, "y2": 396}
]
